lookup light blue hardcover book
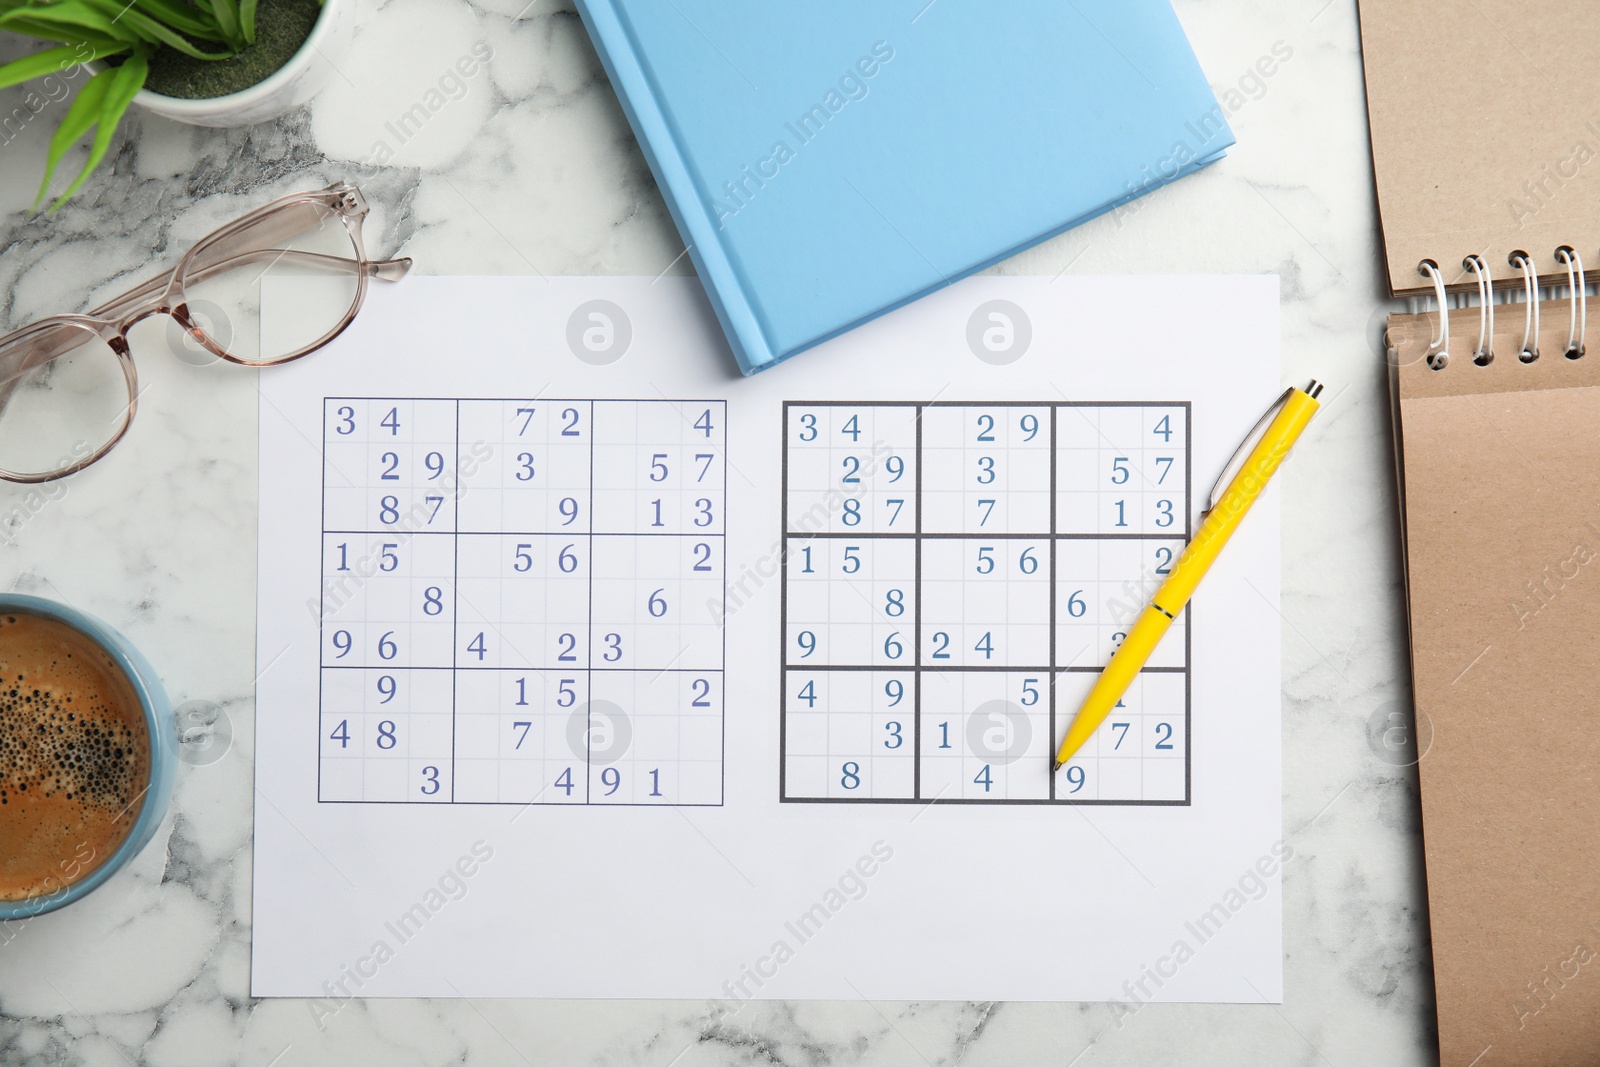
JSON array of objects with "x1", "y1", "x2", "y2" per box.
[{"x1": 572, "y1": 0, "x2": 1233, "y2": 374}]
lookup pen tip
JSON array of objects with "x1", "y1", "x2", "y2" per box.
[{"x1": 1052, "y1": 760, "x2": 1062, "y2": 774}]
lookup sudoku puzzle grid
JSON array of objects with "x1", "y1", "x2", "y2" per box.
[
  {"x1": 780, "y1": 402, "x2": 1191, "y2": 805},
  {"x1": 316, "y1": 398, "x2": 726, "y2": 805}
]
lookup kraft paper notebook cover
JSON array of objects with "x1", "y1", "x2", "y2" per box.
[
  {"x1": 1362, "y1": 1, "x2": 1600, "y2": 1062},
  {"x1": 1361, "y1": 2, "x2": 1600, "y2": 299},
  {"x1": 572, "y1": 0, "x2": 1232, "y2": 375}
]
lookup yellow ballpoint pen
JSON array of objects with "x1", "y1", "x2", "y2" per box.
[{"x1": 1053, "y1": 380, "x2": 1324, "y2": 772}]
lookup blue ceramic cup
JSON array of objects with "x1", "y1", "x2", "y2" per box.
[{"x1": 0, "y1": 594, "x2": 175, "y2": 920}]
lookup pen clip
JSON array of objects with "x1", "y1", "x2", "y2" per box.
[{"x1": 1202, "y1": 382, "x2": 1321, "y2": 518}]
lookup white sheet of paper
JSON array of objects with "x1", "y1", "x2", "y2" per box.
[{"x1": 252, "y1": 275, "x2": 1284, "y2": 1005}]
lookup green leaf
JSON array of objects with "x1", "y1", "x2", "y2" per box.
[
  {"x1": 71, "y1": 0, "x2": 234, "y2": 55},
  {"x1": 118, "y1": 8, "x2": 233, "y2": 55},
  {"x1": 44, "y1": 49, "x2": 146, "y2": 210},
  {"x1": 237, "y1": 0, "x2": 253, "y2": 45},
  {"x1": 202, "y1": 0, "x2": 237, "y2": 47},
  {"x1": 124, "y1": 13, "x2": 230, "y2": 54},
  {"x1": 0, "y1": 39, "x2": 123, "y2": 91},
  {"x1": 128, "y1": 0, "x2": 224, "y2": 41},
  {"x1": 33, "y1": 61, "x2": 113, "y2": 211},
  {"x1": 0, "y1": 18, "x2": 131, "y2": 48},
  {"x1": 0, "y1": 3, "x2": 127, "y2": 41}
]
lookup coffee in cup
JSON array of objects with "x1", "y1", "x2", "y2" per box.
[{"x1": 0, "y1": 611, "x2": 152, "y2": 902}]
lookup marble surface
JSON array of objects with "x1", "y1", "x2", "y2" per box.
[{"x1": 0, "y1": 0, "x2": 1435, "y2": 1063}]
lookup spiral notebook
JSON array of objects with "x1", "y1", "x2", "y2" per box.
[{"x1": 1363, "y1": 2, "x2": 1600, "y2": 1063}]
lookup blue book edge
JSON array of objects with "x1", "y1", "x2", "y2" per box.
[{"x1": 574, "y1": 0, "x2": 1232, "y2": 375}]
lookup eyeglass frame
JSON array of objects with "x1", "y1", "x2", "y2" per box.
[{"x1": 0, "y1": 180, "x2": 412, "y2": 484}]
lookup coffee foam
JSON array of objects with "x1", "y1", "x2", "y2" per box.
[{"x1": 0, "y1": 612, "x2": 149, "y2": 902}]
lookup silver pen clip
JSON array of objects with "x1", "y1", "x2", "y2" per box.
[{"x1": 1202, "y1": 380, "x2": 1323, "y2": 518}]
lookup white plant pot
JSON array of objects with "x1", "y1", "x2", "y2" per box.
[{"x1": 101, "y1": 0, "x2": 353, "y2": 128}]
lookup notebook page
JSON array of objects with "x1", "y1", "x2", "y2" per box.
[
  {"x1": 1359, "y1": 0, "x2": 1600, "y2": 297},
  {"x1": 1392, "y1": 324, "x2": 1600, "y2": 1064}
]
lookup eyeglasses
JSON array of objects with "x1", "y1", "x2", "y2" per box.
[{"x1": 0, "y1": 181, "x2": 411, "y2": 483}]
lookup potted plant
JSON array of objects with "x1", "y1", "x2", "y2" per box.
[{"x1": 0, "y1": 0, "x2": 352, "y2": 210}]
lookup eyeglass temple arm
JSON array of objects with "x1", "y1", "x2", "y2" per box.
[
  {"x1": 89, "y1": 191, "x2": 402, "y2": 322},
  {"x1": 85, "y1": 249, "x2": 412, "y2": 324},
  {"x1": 180, "y1": 199, "x2": 405, "y2": 284},
  {"x1": 0, "y1": 249, "x2": 412, "y2": 396}
]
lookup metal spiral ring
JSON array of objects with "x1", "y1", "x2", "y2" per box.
[
  {"x1": 1509, "y1": 251, "x2": 1540, "y2": 362},
  {"x1": 1464, "y1": 254, "x2": 1494, "y2": 365},
  {"x1": 1555, "y1": 246, "x2": 1587, "y2": 359},
  {"x1": 1418, "y1": 259, "x2": 1449, "y2": 370}
]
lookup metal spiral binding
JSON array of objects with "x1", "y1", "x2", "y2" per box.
[
  {"x1": 1510, "y1": 251, "x2": 1541, "y2": 362},
  {"x1": 1464, "y1": 254, "x2": 1493, "y2": 365},
  {"x1": 1414, "y1": 249, "x2": 1590, "y2": 371},
  {"x1": 1418, "y1": 259, "x2": 1449, "y2": 370},
  {"x1": 1556, "y1": 246, "x2": 1587, "y2": 359}
]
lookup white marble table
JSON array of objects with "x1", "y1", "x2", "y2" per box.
[{"x1": 0, "y1": 0, "x2": 1435, "y2": 1062}]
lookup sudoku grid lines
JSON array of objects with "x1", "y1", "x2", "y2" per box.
[
  {"x1": 317, "y1": 398, "x2": 726, "y2": 806},
  {"x1": 780, "y1": 401, "x2": 1192, "y2": 805}
]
